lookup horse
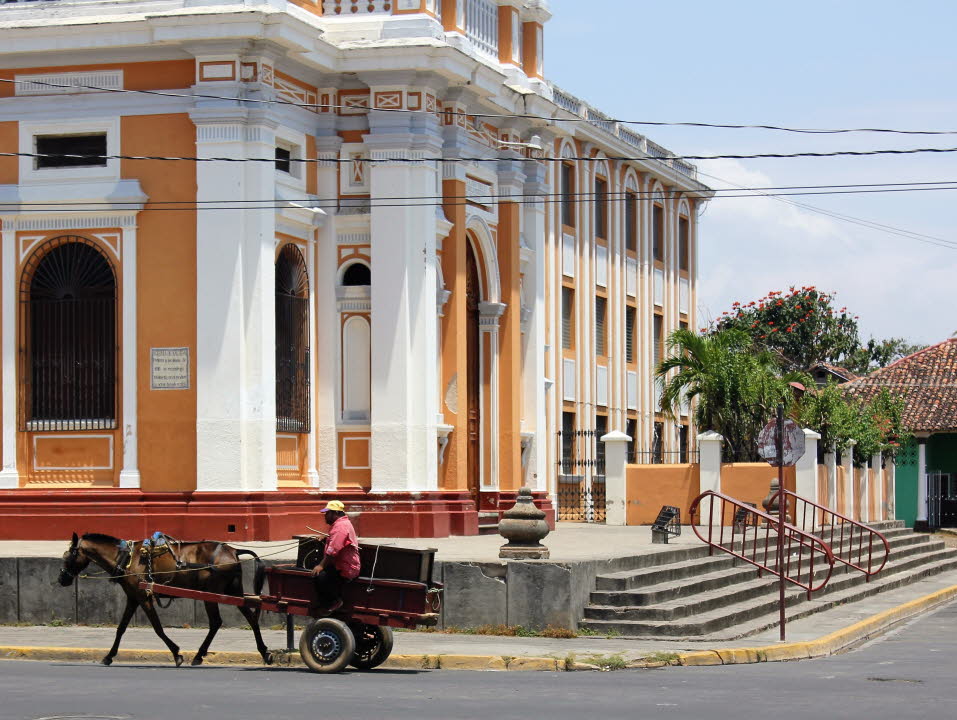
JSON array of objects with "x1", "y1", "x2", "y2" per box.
[{"x1": 59, "y1": 532, "x2": 274, "y2": 667}]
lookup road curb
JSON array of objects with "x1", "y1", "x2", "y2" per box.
[
  {"x1": 3, "y1": 585, "x2": 956, "y2": 672},
  {"x1": 677, "y1": 583, "x2": 957, "y2": 667}
]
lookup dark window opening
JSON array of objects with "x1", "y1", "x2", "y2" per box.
[
  {"x1": 595, "y1": 296, "x2": 607, "y2": 356},
  {"x1": 561, "y1": 286, "x2": 574, "y2": 350},
  {"x1": 276, "y1": 244, "x2": 311, "y2": 434},
  {"x1": 626, "y1": 418, "x2": 637, "y2": 463},
  {"x1": 21, "y1": 237, "x2": 116, "y2": 430},
  {"x1": 342, "y1": 263, "x2": 371, "y2": 286},
  {"x1": 626, "y1": 306, "x2": 636, "y2": 364},
  {"x1": 625, "y1": 192, "x2": 638, "y2": 253},
  {"x1": 654, "y1": 314, "x2": 664, "y2": 366},
  {"x1": 275, "y1": 147, "x2": 292, "y2": 173},
  {"x1": 679, "y1": 425, "x2": 689, "y2": 463},
  {"x1": 595, "y1": 415, "x2": 608, "y2": 475},
  {"x1": 679, "y1": 216, "x2": 690, "y2": 271},
  {"x1": 653, "y1": 421, "x2": 664, "y2": 464},
  {"x1": 652, "y1": 204, "x2": 664, "y2": 262},
  {"x1": 594, "y1": 177, "x2": 607, "y2": 238},
  {"x1": 561, "y1": 163, "x2": 575, "y2": 228},
  {"x1": 561, "y1": 411, "x2": 576, "y2": 474},
  {"x1": 35, "y1": 134, "x2": 107, "y2": 169}
]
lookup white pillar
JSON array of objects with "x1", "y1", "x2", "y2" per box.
[
  {"x1": 917, "y1": 438, "x2": 928, "y2": 524},
  {"x1": 193, "y1": 111, "x2": 278, "y2": 492},
  {"x1": 795, "y1": 428, "x2": 820, "y2": 504},
  {"x1": 602, "y1": 430, "x2": 631, "y2": 526},
  {"x1": 844, "y1": 440, "x2": 856, "y2": 519},
  {"x1": 887, "y1": 458, "x2": 897, "y2": 520},
  {"x1": 871, "y1": 452, "x2": 883, "y2": 522},
  {"x1": 304, "y1": 232, "x2": 321, "y2": 488},
  {"x1": 118, "y1": 226, "x2": 140, "y2": 488},
  {"x1": 860, "y1": 457, "x2": 871, "y2": 523},
  {"x1": 0, "y1": 228, "x2": 18, "y2": 488},
  {"x1": 366, "y1": 111, "x2": 441, "y2": 493},
  {"x1": 698, "y1": 430, "x2": 723, "y2": 494},
  {"x1": 824, "y1": 444, "x2": 837, "y2": 510}
]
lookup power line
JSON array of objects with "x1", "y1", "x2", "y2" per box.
[{"x1": 3, "y1": 76, "x2": 956, "y2": 137}]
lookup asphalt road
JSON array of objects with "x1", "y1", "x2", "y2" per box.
[{"x1": 3, "y1": 601, "x2": 957, "y2": 720}]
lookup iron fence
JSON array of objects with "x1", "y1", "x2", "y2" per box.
[{"x1": 630, "y1": 449, "x2": 699, "y2": 465}]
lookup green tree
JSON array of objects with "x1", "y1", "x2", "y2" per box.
[
  {"x1": 844, "y1": 337, "x2": 926, "y2": 375},
  {"x1": 657, "y1": 328, "x2": 804, "y2": 462},
  {"x1": 711, "y1": 286, "x2": 859, "y2": 371}
]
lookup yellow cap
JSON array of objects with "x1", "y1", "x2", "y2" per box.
[{"x1": 323, "y1": 500, "x2": 345, "y2": 513}]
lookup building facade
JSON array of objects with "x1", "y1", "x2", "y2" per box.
[{"x1": 0, "y1": 0, "x2": 711, "y2": 539}]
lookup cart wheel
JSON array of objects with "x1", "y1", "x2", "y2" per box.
[
  {"x1": 349, "y1": 625, "x2": 394, "y2": 670},
  {"x1": 299, "y1": 618, "x2": 356, "y2": 674}
]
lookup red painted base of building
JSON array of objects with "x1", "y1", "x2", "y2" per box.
[{"x1": 0, "y1": 488, "x2": 555, "y2": 541}]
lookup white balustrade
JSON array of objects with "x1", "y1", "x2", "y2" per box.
[
  {"x1": 323, "y1": 0, "x2": 392, "y2": 15},
  {"x1": 465, "y1": 0, "x2": 498, "y2": 59}
]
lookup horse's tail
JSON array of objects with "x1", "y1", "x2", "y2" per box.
[{"x1": 235, "y1": 549, "x2": 265, "y2": 596}]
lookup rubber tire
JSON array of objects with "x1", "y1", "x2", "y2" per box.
[
  {"x1": 299, "y1": 617, "x2": 356, "y2": 674},
  {"x1": 349, "y1": 625, "x2": 394, "y2": 670}
]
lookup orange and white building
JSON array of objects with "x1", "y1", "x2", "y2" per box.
[{"x1": 0, "y1": 0, "x2": 712, "y2": 539}]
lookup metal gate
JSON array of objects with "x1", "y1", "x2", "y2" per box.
[
  {"x1": 928, "y1": 472, "x2": 956, "y2": 529},
  {"x1": 556, "y1": 428, "x2": 606, "y2": 523}
]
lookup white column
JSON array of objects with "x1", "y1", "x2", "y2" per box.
[
  {"x1": 860, "y1": 458, "x2": 871, "y2": 523},
  {"x1": 193, "y1": 112, "x2": 278, "y2": 492},
  {"x1": 871, "y1": 452, "x2": 883, "y2": 522},
  {"x1": 523, "y1": 164, "x2": 548, "y2": 492},
  {"x1": 844, "y1": 440, "x2": 856, "y2": 519},
  {"x1": 0, "y1": 228, "x2": 18, "y2": 488},
  {"x1": 917, "y1": 438, "x2": 928, "y2": 524},
  {"x1": 304, "y1": 232, "x2": 321, "y2": 488},
  {"x1": 698, "y1": 430, "x2": 723, "y2": 494},
  {"x1": 602, "y1": 430, "x2": 630, "y2": 526},
  {"x1": 366, "y1": 112, "x2": 441, "y2": 492},
  {"x1": 118, "y1": 226, "x2": 140, "y2": 488},
  {"x1": 825, "y1": 444, "x2": 837, "y2": 510},
  {"x1": 479, "y1": 302, "x2": 506, "y2": 490},
  {"x1": 887, "y1": 457, "x2": 896, "y2": 519},
  {"x1": 795, "y1": 428, "x2": 820, "y2": 504}
]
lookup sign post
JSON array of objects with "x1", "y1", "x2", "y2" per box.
[{"x1": 757, "y1": 407, "x2": 806, "y2": 642}]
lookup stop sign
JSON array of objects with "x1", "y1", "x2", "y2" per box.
[{"x1": 757, "y1": 418, "x2": 806, "y2": 467}]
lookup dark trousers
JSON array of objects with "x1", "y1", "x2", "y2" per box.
[{"x1": 313, "y1": 566, "x2": 348, "y2": 607}]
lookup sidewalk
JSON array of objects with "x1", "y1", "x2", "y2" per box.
[{"x1": 4, "y1": 568, "x2": 957, "y2": 671}]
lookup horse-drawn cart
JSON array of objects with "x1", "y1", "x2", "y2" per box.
[{"x1": 137, "y1": 536, "x2": 442, "y2": 673}]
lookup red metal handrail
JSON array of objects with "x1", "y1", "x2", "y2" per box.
[
  {"x1": 781, "y1": 489, "x2": 890, "y2": 580},
  {"x1": 689, "y1": 490, "x2": 835, "y2": 599}
]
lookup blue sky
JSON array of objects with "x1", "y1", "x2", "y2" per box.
[{"x1": 544, "y1": 0, "x2": 956, "y2": 346}]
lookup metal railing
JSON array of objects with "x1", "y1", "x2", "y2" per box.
[
  {"x1": 690, "y1": 490, "x2": 835, "y2": 599},
  {"x1": 629, "y1": 449, "x2": 699, "y2": 465},
  {"x1": 783, "y1": 489, "x2": 890, "y2": 580}
]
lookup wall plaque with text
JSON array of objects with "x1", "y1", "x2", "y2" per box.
[{"x1": 151, "y1": 347, "x2": 190, "y2": 390}]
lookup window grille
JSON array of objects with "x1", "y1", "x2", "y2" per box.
[
  {"x1": 626, "y1": 306, "x2": 636, "y2": 364},
  {"x1": 653, "y1": 204, "x2": 664, "y2": 262},
  {"x1": 20, "y1": 236, "x2": 116, "y2": 431},
  {"x1": 275, "y1": 244, "x2": 311, "y2": 433},
  {"x1": 654, "y1": 314, "x2": 663, "y2": 366},
  {"x1": 561, "y1": 287, "x2": 573, "y2": 350},
  {"x1": 561, "y1": 411, "x2": 576, "y2": 474},
  {"x1": 595, "y1": 296, "x2": 606, "y2": 356}
]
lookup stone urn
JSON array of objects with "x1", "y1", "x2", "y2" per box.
[
  {"x1": 762, "y1": 475, "x2": 792, "y2": 524},
  {"x1": 498, "y1": 486, "x2": 550, "y2": 559}
]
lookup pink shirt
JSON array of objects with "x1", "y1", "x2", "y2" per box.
[{"x1": 325, "y1": 516, "x2": 361, "y2": 580}]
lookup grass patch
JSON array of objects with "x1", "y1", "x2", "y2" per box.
[
  {"x1": 583, "y1": 653, "x2": 628, "y2": 671},
  {"x1": 642, "y1": 651, "x2": 680, "y2": 665},
  {"x1": 576, "y1": 626, "x2": 621, "y2": 639}
]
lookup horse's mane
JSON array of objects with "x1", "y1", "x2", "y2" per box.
[{"x1": 81, "y1": 532, "x2": 121, "y2": 545}]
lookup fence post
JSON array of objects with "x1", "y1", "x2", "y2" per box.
[
  {"x1": 697, "y1": 431, "x2": 723, "y2": 495},
  {"x1": 796, "y1": 428, "x2": 820, "y2": 504},
  {"x1": 843, "y1": 440, "x2": 856, "y2": 519},
  {"x1": 871, "y1": 451, "x2": 882, "y2": 522},
  {"x1": 602, "y1": 430, "x2": 631, "y2": 526},
  {"x1": 825, "y1": 443, "x2": 837, "y2": 510}
]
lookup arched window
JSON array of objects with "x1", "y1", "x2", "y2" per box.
[
  {"x1": 342, "y1": 262, "x2": 370, "y2": 286},
  {"x1": 275, "y1": 244, "x2": 310, "y2": 433},
  {"x1": 20, "y1": 236, "x2": 117, "y2": 431}
]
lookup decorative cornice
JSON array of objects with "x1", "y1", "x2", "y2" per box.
[{"x1": 478, "y1": 301, "x2": 506, "y2": 331}]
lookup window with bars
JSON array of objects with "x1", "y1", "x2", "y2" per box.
[
  {"x1": 654, "y1": 313, "x2": 664, "y2": 366},
  {"x1": 626, "y1": 306, "x2": 636, "y2": 364},
  {"x1": 594, "y1": 177, "x2": 607, "y2": 238},
  {"x1": 679, "y1": 216, "x2": 690, "y2": 271},
  {"x1": 595, "y1": 296, "x2": 607, "y2": 356},
  {"x1": 679, "y1": 425, "x2": 689, "y2": 464},
  {"x1": 20, "y1": 237, "x2": 117, "y2": 431},
  {"x1": 626, "y1": 418, "x2": 637, "y2": 462},
  {"x1": 562, "y1": 286, "x2": 574, "y2": 350},
  {"x1": 653, "y1": 421, "x2": 664, "y2": 464},
  {"x1": 561, "y1": 411, "x2": 576, "y2": 473},
  {"x1": 275, "y1": 244, "x2": 311, "y2": 433},
  {"x1": 625, "y1": 192, "x2": 638, "y2": 253},
  {"x1": 595, "y1": 415, "x2": 608, "y2": 474},
  {"x1": 561, "y1": 163, "x2": 575, "y2": 228},
  {"x1": 653, "y1": 204, "x2": 664, "y2": 262}
]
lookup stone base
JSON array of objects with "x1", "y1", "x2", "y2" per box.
[
  {"x1": 499, "y1": 544, "x2": 550, "y2": 560},
  {"x1": 651, "y1": 529, "x2": 670, "y2": 544}
]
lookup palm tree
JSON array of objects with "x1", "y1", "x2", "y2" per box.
[{"x1": 657, "y1": 328, "x2": 801, "y2": 461}]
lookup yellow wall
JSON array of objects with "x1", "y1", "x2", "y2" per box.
[{"x1": 122, "y1": 114, "x2": 198, "y2": 491}]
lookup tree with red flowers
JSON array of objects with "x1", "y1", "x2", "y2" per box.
[{"x1": 711, "y1": 286, "x2": 860, "y2": 372}]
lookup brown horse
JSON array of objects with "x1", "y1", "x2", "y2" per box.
[{"x1": 59, "y1": 532, "x2": 273, "y2": 667}]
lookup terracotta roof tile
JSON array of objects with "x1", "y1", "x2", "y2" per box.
[{"x1": 843, "y1": 338, "x2": 957, "y2": 433}]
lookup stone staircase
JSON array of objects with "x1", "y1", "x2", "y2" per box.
[{"x1": 579, "y1": 521, "x2": 957, "y2": 640}]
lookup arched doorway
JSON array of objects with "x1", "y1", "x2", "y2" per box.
[
  {"x1": 465, "y1": 242, "x2": 481, "y2": 503},
  {"x1": 275, "y1": 244, "x2": 310, "y2": 434}
]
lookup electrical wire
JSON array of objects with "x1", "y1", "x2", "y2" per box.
[{"x1": 3, "y1": 76, "x2": 956, "y2": 137}]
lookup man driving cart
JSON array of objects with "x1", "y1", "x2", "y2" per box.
[{"x1": 311, "y1": 500, "x2": 360, "y2": 612}]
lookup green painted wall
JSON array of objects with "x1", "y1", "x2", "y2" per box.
[{"x1": 895, "y1": 438, "x2": 918, "y2": 527}]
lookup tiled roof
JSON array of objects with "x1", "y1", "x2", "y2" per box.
[{"x1": 843, "y1": 338, "x2": 957, "y2": 433}]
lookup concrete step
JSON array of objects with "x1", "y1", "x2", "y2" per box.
[
  {"x1": 579, "y1": 545, "x2": 957, "y2": 637},
  {"x1": 477, "y1": 513, "x2": 500, "y2": 536}
]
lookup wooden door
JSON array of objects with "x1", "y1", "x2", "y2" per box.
[{"x1": 466, "y1": 245, "x2": 481, "y2": 504}]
